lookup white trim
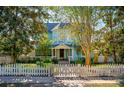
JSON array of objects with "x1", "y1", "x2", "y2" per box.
[
  {"x1": 51, "y1": 23, "x2": 60, "y2": 32},
  {"x1": 72, "y1": 48, "x2": 74, "y2": 60},
  {"x1": 58, "y1": 49, "x2": 60, "y2": 59},
  {"x1": 52, "y1": 44, "x2": 70, "y2": 49},
  {"x1": 51, "y1": 49, "x2": 53, "y2": 58},
  {"x1": 55, "y1": 49, "x2": 56, "y2": 58}
]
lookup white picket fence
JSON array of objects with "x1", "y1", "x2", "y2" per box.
[
  {"x1": 53, "y1": 64, "x2": 124, "y2": 77},
  {"x1": 0, "y1": 64, "x2": 51, "y2": 76},
  {"x1": 0, "y1": 64, "x2": 124, "y2": 78}
]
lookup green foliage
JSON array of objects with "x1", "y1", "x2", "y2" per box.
[
  {"x1": 43, "y1": 58, "x2": 52, "y2": 63},
  {"x1": 36, "y1": 33, "x2": 52, "y2": 57},
  {"x1": 52, "y1": 58, "x2": 58, "y2": 64},
  {"x1": 70, "y1": 61, "x2": 76, "y2": 64},
  {"x1": 35, "y1": 62, "x2": 53, "y2": 68},
  {"x1": 16, "y1": 57, "x2": 42, "y2": 64},
  {"x1": 76, "y1": 59, "x2": 83, "y2": 64},
  {"x1": 91, "y1": 57, "x2": 94, "y2": 64},
  {"x1": 0, "y1": 6, "x2": 48, "y2": 62},
  {"x1": 62, "y1": 7, "x2": 100, "y2": 65},
  {"x1": 36, "y1": 61, "x2": 42, "y2": 65},
  {"x1": 98, "y1": 7, "x2": 124, "y2": 63},
  {"x1": 0, "y1": 6, "x2": 123, "y2": 64}
]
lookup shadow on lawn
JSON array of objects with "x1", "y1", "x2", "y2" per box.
[
  {"x1": 0, "y1": 83, "x2": 53, "y2": 87},
  {"x1": 118, "y1": 80, "x2": 124, "y2": 87}
]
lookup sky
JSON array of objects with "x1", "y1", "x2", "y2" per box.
[{"x1": 95, "y1": 19, "x2": 106, "y2": 30}]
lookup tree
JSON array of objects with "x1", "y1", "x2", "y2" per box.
[
  {"x1": 49, "y1": 6, "x2": 124, "y2": 64},
  {"x1": 100, "y1": 6, "x2": 124, "y2": 63},
  {"x1": 0, "y1": 6, "x2": 48, "y2": 63},
  {"x1": 64, "y1": 7, "x2": 100, "y2": 65},
  {"x1": 36, "y1": 32, "x2": 52, "y2": 59}
]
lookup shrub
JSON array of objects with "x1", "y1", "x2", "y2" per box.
[
  {"x1": 52, "y1": 58, "x2": 58, "y2": 64},
  {"x1": 70, "y1": 61, "x2": 75, "y2": 64},
  {"x1": 36, "y1": 61, "x2": 41, "y2": 65},
  {"x1": 76, "y1": 60, "x2": 82, "y2": 64},
  {"x1": 43, "y1": 58, "x2": 52, "y2": 63},
  {"x1": 16, "y1": 57, "x2": 42, "y2": 64},
  {"x1": 80, "y1": 57, "x2": 85, "y2": 63},
  {"x1": 91, "y1": 57, "x2": 94, "y2": 64},
  {"x1": 35, "y1": 58, "x2": 41, "y2": 61}
]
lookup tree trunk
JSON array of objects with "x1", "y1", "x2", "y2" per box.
[
  {"x1": 12, "y1": 53, "x2": 17, "y2": 63},
  {"x1": 104, "y1": 52, "x2": 108, "y2": 63},
  {"x1": 109, "y1": 14, "x2": 117, "y2": 63},
  {"x1": 12, "y1": 43, "x2": 17, "y2": 63},
  {"x1": 94, "y1": 52, "x2": 98, "y2": 64},
  {"x1": 13, "y1": 55, "x2": 17, "y2": 63},
  {"x1": 113, "y1": 47, "x2": 117, "y2": 63},
  {"x1": 85, "y1": 48, "x2": 91, "y2": 65}
]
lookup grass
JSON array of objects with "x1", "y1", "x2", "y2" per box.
[
  {"x1": 17, "y1": 63, "x2": 37, "y2": 68},
  {"x1": 84, "y1": 83, "x2": 124, "y2": 87},
  {"x1": 0, "y1": 83, "x2": 124, "y2": 87},
  {"x1": 1, "y1": 63, "x2": 53, "y2": 69},
  {"x1": 39, "y1": 63, "x2": 52, "y2": 68},
  {"x1": 91, "y1": 64, "x2": 123, "y2": 67}
]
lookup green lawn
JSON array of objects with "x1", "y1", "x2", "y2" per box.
[
  {"x1": 3, "y1": 63, "x2": 53, "y2": 69},
  {"x1": 84, "y1": 83, "x2": 124, "y2": 87}
]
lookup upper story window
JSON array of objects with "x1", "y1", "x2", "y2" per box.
[{"x1": 52, "y1": 29, "x2": 73, "y2": 43}]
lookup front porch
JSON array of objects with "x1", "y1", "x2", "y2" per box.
[{"x1": 51, "y1": 44, "x2": 74, "y2": 64}]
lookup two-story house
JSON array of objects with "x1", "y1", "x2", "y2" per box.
[
  {"x1": 20, "y1": 23, "x2": 113, "y2": 63},
  {"x1": 47, "y1": 23, "x2": 83, "y2": 63}
]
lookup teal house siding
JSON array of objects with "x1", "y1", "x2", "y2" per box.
[{"x1": 46, "y1": 23, "x2": 83, "y2": 61}]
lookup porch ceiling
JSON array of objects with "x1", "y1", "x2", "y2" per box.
[{"x1": 52, "y1": 44, "x2": 71, "y2": 49}]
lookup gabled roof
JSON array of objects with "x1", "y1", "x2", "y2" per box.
[
  {"x1": 46, "y1": 23, "x2": 69, "y2": 32},
  {"x1": 51, "y1": 40, "x2": 78, "y2": 48},
  {"x1": 52, "y1": 41, "x2": 73, "y2": 46},
  {"x1": 59, "y1": 23, "x2": 69, "y2": 27},
  {"x1": 46, "y1": 23, "x2": 59, "y2": 32},
  {"x1": 52, "y1": 44, "x2": 70, "y2": 49}
]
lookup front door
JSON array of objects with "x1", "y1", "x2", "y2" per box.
[{"x1": 60, "y1": 49, "x2": 64, "y2": 59}]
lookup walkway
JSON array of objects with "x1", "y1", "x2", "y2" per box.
[
  {"x1": 0, "y1": 76, "x2": 124, "y2": 87},
  {"x1": 0, "y1": 76, "x2": 53, "y2": 84}
]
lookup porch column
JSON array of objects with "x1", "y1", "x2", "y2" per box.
[
  {"x1": 51, "y1": 48, "x2": 53, "y2": 58},
  {"x1": 58, "y1": 49, "x2": 60, "y2": 59},
  {"x1": 72, "y1": 48, "x2": 73, "y2": 60},
  {"x1": 55, "y1": 49, "x2": 56, "y2": 58},
  {"x1": 69, "y1": 49, "x2": 70, "y2": 64}
]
